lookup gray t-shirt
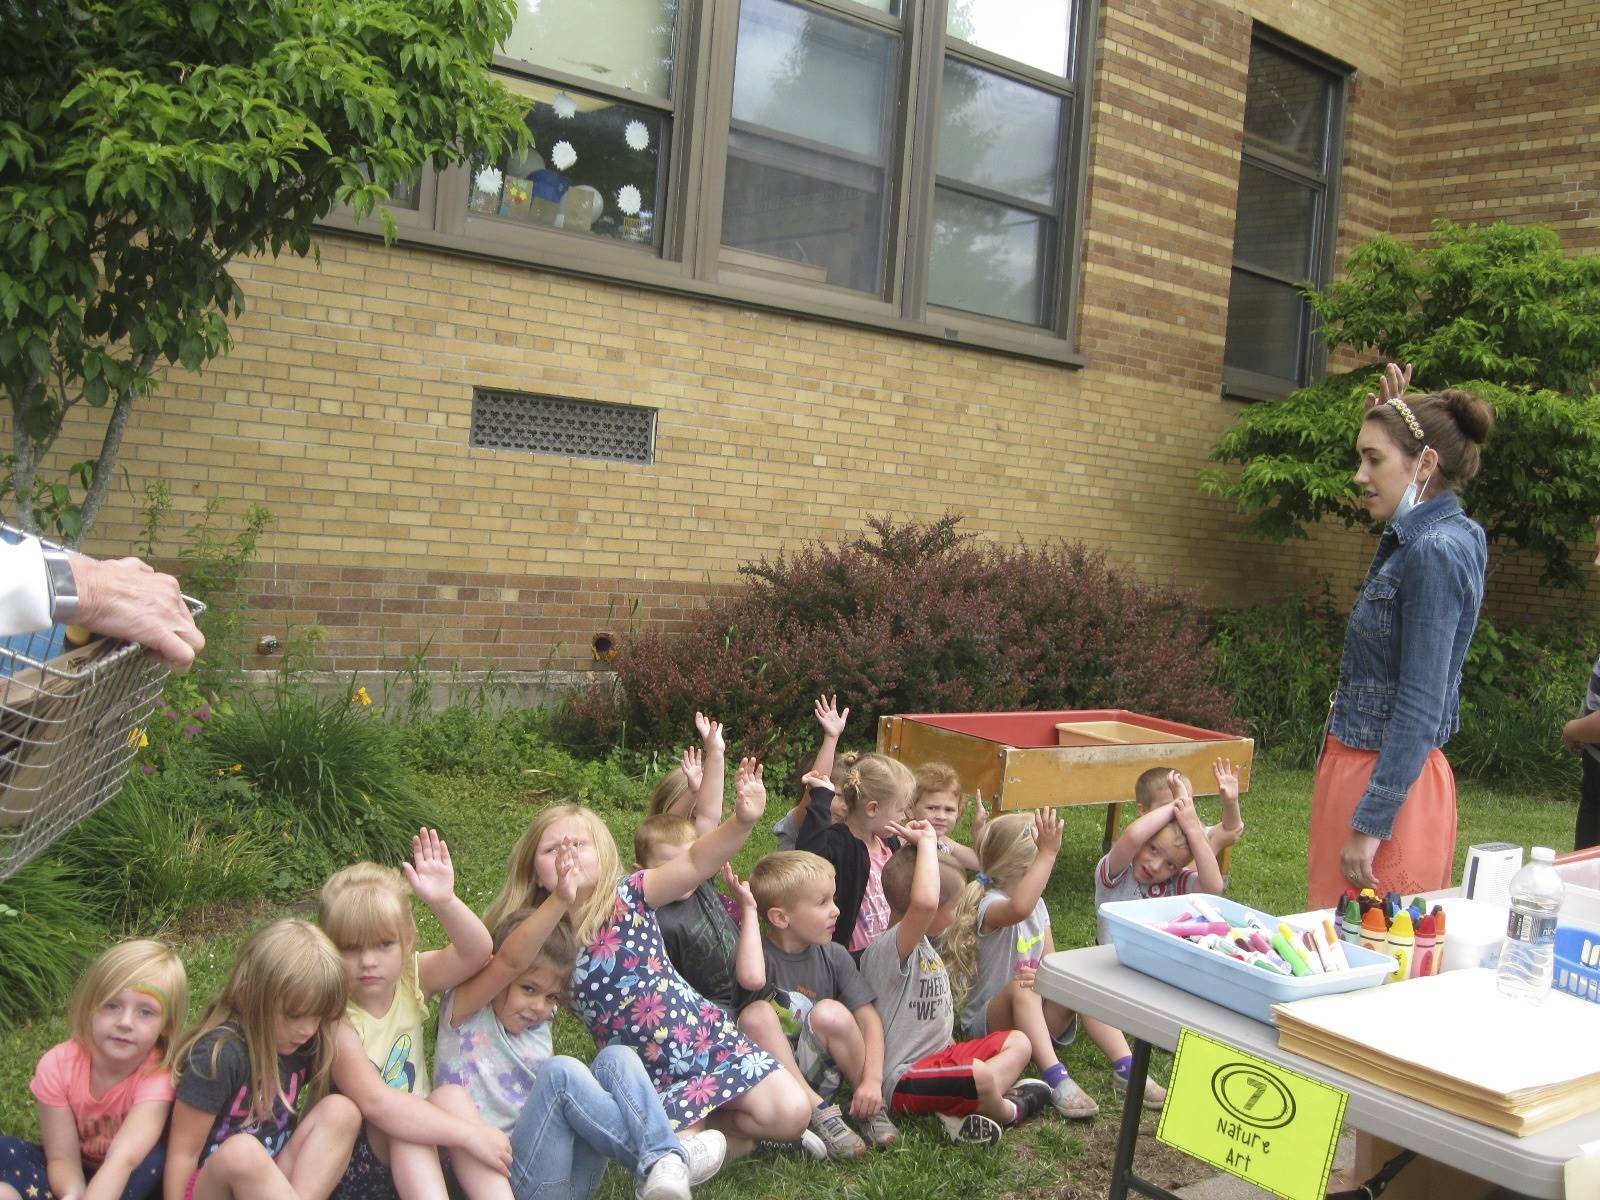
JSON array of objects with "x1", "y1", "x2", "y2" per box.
[
  {"x1": 1093, "y1": 851, "x2": 1197, "y2": 944},
  {"x1": 962, "y1": 891, "x2": 1050, "y2": 1037},
  {"x1": 762, "y1": 937, "x2": 875, "y2": 1015},
  {"x1": 859, "y1": 927, "x2": 953, "y2": 1106},
  {"x1": 773, "y1": 807, "x2": 799, "y2": 853}
]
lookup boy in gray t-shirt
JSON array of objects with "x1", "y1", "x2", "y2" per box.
[{"x1": 859, "y1": 822, "x2": 1050, "y2": 1149}]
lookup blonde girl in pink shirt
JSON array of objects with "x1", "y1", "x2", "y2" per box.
[{"x1": 0, "y1": 940, "x2": 189, "y2": 1200}]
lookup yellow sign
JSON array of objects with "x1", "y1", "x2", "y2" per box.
[{"x1": 1156, "y1": 1029, "x2": 1348, "y2": 1200}]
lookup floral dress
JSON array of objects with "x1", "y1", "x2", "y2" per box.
[{"x1": 569, "y1": 870, "x2": 777, "y2": 1128}]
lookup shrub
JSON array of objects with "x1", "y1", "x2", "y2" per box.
[
  {"x1": 557, "y1": 516, "x2": 1236, "y2": 759},
  {"x1": 0, "y1": 857, "x2": 104, "y2": 1024}
]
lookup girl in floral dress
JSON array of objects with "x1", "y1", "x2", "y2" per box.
[{"x1": 483, "y1": 761, "x2": 811, "y2": 1159}]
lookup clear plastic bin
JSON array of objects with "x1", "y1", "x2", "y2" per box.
[{"x1": 1099, "y1": 894, "x2": 1396, "y2": 1023}]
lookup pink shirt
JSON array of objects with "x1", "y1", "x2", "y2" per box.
[
  {"x1": 849, "y1": 837, "x2": 895, "y2": 952},
  {"x1": 31, "y1": 1041, "x2": 174, "y2": 1164}
]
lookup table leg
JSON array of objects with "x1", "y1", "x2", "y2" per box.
[
  {"x1": 1103, "y1": 802, "x2": 1122, "y2": 855},
  {"x1": 1106, "y1": 1038, "x2": 1184, "y2": 1200}
]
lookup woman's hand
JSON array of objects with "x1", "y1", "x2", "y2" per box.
[
  {"x1": 1340, "y1": 830, "x2": 1383, "y2": 890},
  {"x1": 1364, "y1": 361, "x2": 1413, "y2": 410}
]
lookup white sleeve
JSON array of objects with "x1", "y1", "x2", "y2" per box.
[{"x1": 0, "y1": 537, "x2": 52, "y2": 636}]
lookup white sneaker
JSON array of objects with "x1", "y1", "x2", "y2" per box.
[
  {"x1": 634, "y1": 1152, "x2": 690, "y2": 1200},
  {"x1": 799, "y1": 1128, "x2": 828, "y2": 1159},
  {"x1": 935, "y1": 1112, "x2": 1003, "y2": 1149},
  {"x1": 676, "y1": 1130, "x2": 727, "y2": 1186}
]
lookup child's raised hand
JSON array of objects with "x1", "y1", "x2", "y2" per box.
[
  {"x1": 722, "y1": 863, "x2": 757, "y2": 911},
  {"x1": 694, "y1": 711, "x2": 726, "y2": 754},
  {"x1": 1030, "y1": 807, "x2": 1063, "y2": 856},
  {"x1": 734, "y1": 758, "x2": 766, "y2": 823},
  {"x1": 1171, "y1": 792, "x2": 1202, "y2": 832},
  {"x1": 971, "y1": 788, "x2": 988, "y2": 835},
  {"x1": 1166, "y1": 770, "x2": 1194, "y2": 803},
  {"x1": 401, "y1": 827, "x2": 456, "y2": 906},
  {"x1": 886, "y1": 818, "x2": 936, "y2": 847},
  {"x1": 800, "y1": 768, "x2": 833, "y2": 792},
  {"x1": 680, "y1": 745, "x2": 705, "y2": 794},
  {"x1": 553, "y1": 838, "x2": 581, "y2": 907},
  {"x1": 1211, "y1": 757, "x2": 1240, "y2": 804},
  {"x1": 814, "y1": 693, "x2": 850, "y2": 739}
]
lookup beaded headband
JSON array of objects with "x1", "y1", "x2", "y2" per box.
[{"x1": 1386, "y1": 396, "x2": 1426, "y2": 442}]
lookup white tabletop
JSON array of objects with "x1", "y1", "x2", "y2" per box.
[{"x1": 1037, "y1": 944, "x2": 1600, "y2": 1199}]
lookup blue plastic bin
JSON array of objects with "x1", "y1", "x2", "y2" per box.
[
  {"x1": 1554, "y1": 926, "x2": 1600, "y2": 1004},
  {"x1": 1099, "y1": 894, "x2": 1397, "y2": 1023}
]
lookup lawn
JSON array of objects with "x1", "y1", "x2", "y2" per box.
[{"x1": 0, "y1": 761, "x2": 1578, "y2": 1200}]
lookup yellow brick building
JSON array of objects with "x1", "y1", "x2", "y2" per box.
[{"x1": 28, "y1": 0, "x2": 1600, "y2": 673}]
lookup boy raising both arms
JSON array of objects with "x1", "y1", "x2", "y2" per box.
[
  {"x1": 860, "y1": 821, "x2": 1051, "y2": 1149},
  {"x1": 1131, "y1": 758, "x2": 1245, "y2": 865}
]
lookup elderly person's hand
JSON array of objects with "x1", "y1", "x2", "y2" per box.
[{"x1": 72, "y1": 553, "x2": 203, "y2": 671}]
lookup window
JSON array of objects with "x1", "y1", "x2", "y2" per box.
[
  {"x1": 1222, "y1": 31, "x2": 1348, "y2": 399},
  {"x1": 330, "y1": 0, "x2": 1098, "y2": 362}
]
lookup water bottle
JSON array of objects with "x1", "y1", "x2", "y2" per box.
[{"x1": 1495, "y1": 846, "x2": 1564, "y2": 1003}]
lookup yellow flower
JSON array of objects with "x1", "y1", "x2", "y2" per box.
[
  {"x1": 128, "y1": 728, "x2": 149, "y2": 749},
  {"x1": 353, "y1": 687, "x2": 372, "y2": 706},
  {"x1": 230, "y1": 763, "x2": 243, "y2": 774}
]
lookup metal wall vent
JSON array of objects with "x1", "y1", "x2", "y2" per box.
[{"x1": 470, "y1": 389, "x2": 656, "y2": 465}]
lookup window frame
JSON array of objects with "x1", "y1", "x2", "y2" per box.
[
  {"x1": 1222, "y1": 27, "x2": 1350, "y2": 402},
  {"x1": 318, "y1": 0, "x2": 1099, "y2": 366}
]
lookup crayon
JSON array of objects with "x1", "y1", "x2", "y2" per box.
[
  {"x1": 1157, "y1": 920, "x2": 1232, "y2": 937},
  {"x1": 1383, "y1": 891, "x2": 1402, "y2": 923},
  {"x1": 1272, "y1": 930, "x2": 1313, "y2": 977},
  {"x1": 1386, "y1": 911, "x2": 1414, "y2": 983},
  {"x1": 1316, "y1": 921, "x2": 1349, "y2": 972},
  {"x1": 1341, "y1": 899, "x2": 1363, "y2": 946},
  {"x1": 1431, "y1": 906, "x2": 1446, "y2": 975},
  {"x1": 1414, "y1": 912, "x2": 1437, "y2": 979},
  {"x1": 1360, "y1": 906, "x2": 1389, "y2": 957}
]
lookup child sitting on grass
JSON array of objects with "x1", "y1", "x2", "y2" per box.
[
  {"x1": 907, "y1": 762, "x2": 986, "y2": 872},
  {"x1": 799, "y1": 757, "x2": 913, "y2": 955},
  {"x1": 860, "y1": 822, "x2": 1051, "y2": 1149},
  {"x1": 1131, "y1": 757, "x2": 1245, "y2": 865},
  {"x1": 750, "y1": 850, "x2": 898, "y2": 1154},
  {"x1": 1093, "y1": 774, "x2": 1227, "y2": 1108}
]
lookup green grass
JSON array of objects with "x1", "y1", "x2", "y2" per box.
[{"x1": 0, "y1": 763, "x2": 1578, "y2": 1199}]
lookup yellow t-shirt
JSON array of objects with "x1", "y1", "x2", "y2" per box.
[{"x1": 347, "y1": 952, "x2": 430, "y2": 1097}]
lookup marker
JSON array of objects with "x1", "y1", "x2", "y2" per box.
[
  {"x1": 1341, "y1": 900, "x2": 1363, "y2": 946},
  {"x1": 1386, "y1": 911, "x2": 1414, "y2": 983},
  {"x1": 1316, "y1": 921, "x2": 1349, "y2": 972},
  {"x1": 1298, "y1": 929, "x2": 1327, "y2": 974},
  {"x1": 1431, "y1": 906, "x2": 1446, "y2": 975},
  {"x1": 1199, "y1": 934, "x2": 1247, "y2": 961},
  {"x1": 1244, "y1": 951, "x2": 1291, "y2": 976},
  {"x1": 1360, "y1": 907, "x2": 1389, "y2": 957},
  {"x1": 1193, "y1": 897, "x2": 1225, "y2": 924},
  {"x1": 1272, "y1": 930, "x2": 1313, "y2": 977},
  {"x1": 1414, "y1": 912, "x2": 1437, "y2": 979},
  {"x1": 1156, "y1": 920, "x2": 1231, "y2": 938}
]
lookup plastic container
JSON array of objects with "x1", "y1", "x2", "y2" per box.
[
  {"x1": 1496, "y1": 846, "x2": 1564, "y2": 1003},
  {"x1": 1099, "y1": 895, "x2": 1396, "y2": 1024},
  {"x1": 1553, "y1": 926, "x2": 1600, "y2": 1004}
]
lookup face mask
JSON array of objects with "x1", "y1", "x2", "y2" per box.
[{"x1": 1393, "y1": 447, "x2": 1433, "y2": 520}]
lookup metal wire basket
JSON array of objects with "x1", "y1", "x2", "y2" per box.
[{"x1": 1, "y1": 527, "x2": 204, "y2": 883}]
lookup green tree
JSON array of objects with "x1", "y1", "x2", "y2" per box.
[
  {"x1": 0, "y1": 0, "x2": 528, "y2": 542},
  {"x1": 1203, "y1": 221, "x2": 1600, "y2": 587}
]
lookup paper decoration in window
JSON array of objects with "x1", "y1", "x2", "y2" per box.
[
  {"x1": 553, "y1": 92, "x2": 577, "y2": 120},
  {"x1": 551, "y1": 140, "x2": 578, "y2": 170},
  {"x1": 616, "y1": 184, "x2": 643, "y2": 215},
  {"x1": 624, "y1": 121, "x2": 650, "y2": 152},
  {"x1": 470, "y1": 389, "x2": 656, "y2": 465},
  {"x1": 474, "y1": 165, "x2": 504, "y2": 195}
]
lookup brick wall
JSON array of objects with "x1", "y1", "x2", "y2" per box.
[{"x1": 24, "y1": 0, "x2": 1598, "y2": 675}]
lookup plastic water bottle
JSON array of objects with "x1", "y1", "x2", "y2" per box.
[{"x1": 1495, "y1": 846, "x2": 1564, "y2": 1003}]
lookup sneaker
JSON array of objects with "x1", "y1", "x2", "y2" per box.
[
  {"x1": 808, "y1": 1102, "x2": 867, "y2": 1160},
  {"x1": 1113, "y1": 1070, "x2": 1168, "y2": 1111},
  {"x1": 634, "y1": 1153, "x2": 690, "y2": 1200},
  {"x1": 936, "y1": 1112, "x2": 1003, "y2": 1149},
  {"x1": 799, "y1": 1129, "x2": 827, "y2": 1159},
  {"x1": 1050, "y1": 1077, "x2": 1100, "y2": 1119},
  {"x1": 1052, "y1": 1013, "x2": 1080, "y2": 1049},
  {"x1": 859, "y1": 1108, "x2": 900, "y2": 1149},
  {"x1": 1003, "y1": 1079, "x2": 1053, "y2": 1126},
  {"x1": 676, "y1": 1130, "x2": 727, "y2": 1186}
]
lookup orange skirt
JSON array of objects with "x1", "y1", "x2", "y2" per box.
[{"x1": 1306, "y1": 734, "x2": 1458, "y2": 908}]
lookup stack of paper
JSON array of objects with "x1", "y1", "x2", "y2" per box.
[{"x1": 1273, "y1": 968, "x2": 1600, "y2": 1136}]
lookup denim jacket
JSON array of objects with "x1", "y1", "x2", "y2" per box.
[{"x1": 1327, "y1": 492, "x2": 1486, "y2": 839}]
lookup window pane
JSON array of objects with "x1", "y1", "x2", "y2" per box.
[
  {"x1": 1243, "y1": 41, "x2": 1329, "y2": 170},
  {"x1": 469, "y1": 83, "x2": 666, "y2": 248},
  {"x1": 502, "y1": 0, "x2": 677, "y2": 99},
  {"x1": 946, "y1": 0, "x2": 1074, "y2": 79},
  {"x1": 730, "y1": 0, "x2": 897, "y2": 160},
  {"x1": 937, "y1": 60, "x2": 1061, "y2": 205},
  {"x1": 1224, "y1": 271, "x2": 1307, "y2": 381},
  {"x1": 927, "y1": 188, "x2": 1050, "y2": 325},
  {"x1": 1234, "y1": 163, "x2": 1317, "y2": 279},
  {"x1": 721, "y1": 130, "x2": 886, "y2": 293},
  {"x1": 722, "y1": 0, "x2": 896, "y2": 293}
]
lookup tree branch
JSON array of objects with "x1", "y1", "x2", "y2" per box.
[{"x1": 74, "y1": 345, "x2": 159, "y2": 545}]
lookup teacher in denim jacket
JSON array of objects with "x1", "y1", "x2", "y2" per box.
[{"x1": 1307, "y1": 365, "x2": 1493, "y2": 907}]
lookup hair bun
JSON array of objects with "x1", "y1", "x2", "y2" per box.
[
  {"x1": 1440, "y1": 388, "x2": 1493, "y2": 444},
  {"x1": 839, "y1": 750, "x2": 862, "y2": 767}
]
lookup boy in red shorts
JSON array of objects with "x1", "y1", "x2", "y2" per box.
[{"x1": 858, "y1": 820, "x2": 1051, "y2": 1147}]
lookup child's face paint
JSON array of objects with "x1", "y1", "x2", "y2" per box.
[
  {"x1": 912, "y1": 790, "x2": 961, "y2": 836},
  {"x1": 493, "y1": 963, "x2": 566, "y2": 1035},
  {"x1": 90, "y1": 987, "x2": 165, "y2": 1072}
]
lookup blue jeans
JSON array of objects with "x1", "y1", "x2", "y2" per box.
[{"x1": 510, "y1": 1046, "x2": 683, "y2": 1200}]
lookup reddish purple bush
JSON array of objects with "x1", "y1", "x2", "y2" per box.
[{"x1": 557, "y1": 516, "x2": 1236, "y2": 757}]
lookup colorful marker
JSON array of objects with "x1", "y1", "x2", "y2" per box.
[
  {"x1": 1157, "y1": 920, "x2": 1232, "y2": 938},
  {"x1": 1272, "y1": 930, "x2": 1313, "y2": 977},
  {"x1": 1316, "y1": 921, "x2": 1349, "y2": 972},
  {"x1": 1299, "y1": 929, "x2": 1327, "y2": 974},
  {"x1": 1414, "y1": 912, "x2": 1437, "y2": 979},
  {"x1": 1386, "y1": 911, "x2": 1414, "y2": 983}
]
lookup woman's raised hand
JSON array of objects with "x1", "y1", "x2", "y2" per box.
[{"x1": 1364, "y1": 361, "x2": 1413, "y2": 410}]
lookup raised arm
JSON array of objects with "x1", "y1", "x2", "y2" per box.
[
  {"x1": 812, "y1": 694, "x2": 849, "y2": 782},
  {"x1": 1108, "y1": 793, "x2": 1180, "y2": 877},
  {"x1": 795, "y1": 771, "x2": 841, "y2": 857},
  {"x1": 1173, "y1": 794, "x2": 1225, "y2": 895},
  {"x1": 722, "y1": 864, "x2": 767, "y2": 992},
  {"x1": 451, "y1": 844, "x2": 578, "y2": 1024},
  {"x1": 406, "y1": 828, "x2": 493, "y2": 996},
  {"x1": 981, "y1": 808, "x2": 1062, "y2": 930},
  {"x1": 691, "y1": 713, "x2": 726, "y2": 835},
  {"x1": 886, "y1": 819, "x2": 939, "y2": 962},
  {"x1": 643, "y1": 758, "x2": 765, "y2": 909}
]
